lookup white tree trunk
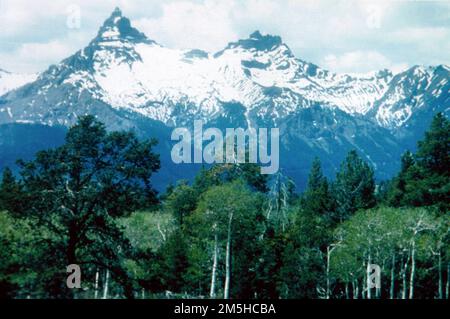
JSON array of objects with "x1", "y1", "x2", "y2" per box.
[
  {"x1": 94, "y1": 269, "x2": 99, "y2": 299},
  {"x1": 390, "y1": 254, "x2": 395, "y2": 299},
  {"x1": 366, "y1": 255, "x2": 372, "y2": 299},
  {"x1": 401, "y1": 253, "x2": 409, "y2": 300},
  {"x1": 352, "y1": 279, "x2": 359, "y2": 299},
  {"x1": 224, "y1": 212, "x2": 233, "y2": 299},
  {"x1": 102, "y1": 269, "x2": 109, "y2": 299},
  {"x1": 409, "y1": 242, "x2": 416, "y2": 299},
  {"x1": 210, "y1": 232, "x2": 219, "y2": 299}
]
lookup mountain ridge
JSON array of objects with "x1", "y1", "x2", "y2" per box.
[
  {"x1": 0, "y1": 8, "x2": 448, "y2": 189},
  {"x1": 0, "y1": 8, "x2": 448, "y2": 129}
]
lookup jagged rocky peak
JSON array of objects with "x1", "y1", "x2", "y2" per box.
[
  {"x1": 93, "y1": 7, "x2": 154, "y2": 45},
  {"x1": 227, "y1": 30, "x2": 284, "y2": 52}
]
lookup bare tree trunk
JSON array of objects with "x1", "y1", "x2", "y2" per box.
[
  {"x1": 390, "y1": 254, "x2": 395, "y2": 299},
  {"x1": 352, "y1": 279, "x2": 359, "y2": 299},
  {"x1": 366, "y1": 255, "x2": 372, "y2": 299},
  {"x1": 409, "y1": 242, "x2": 416, "y2": 299},
  {"x1": 210, "y1": 232, "x2": 219, "y2": 299},
  {"x1": 401, "y1": 271, "x2": 407, "y2": 299},
  {"x1": 345, "y1": 282, "x2": 349, "y2": 299},
  {"x1": 157, "y1": 222, "x2": 166, "y2": 242},
  {"x1": 94, "y1": 269, "x2": 99, "y2": 299},
  {"x1": 102, "y1": 269, "x2": 109, "y2": 299},
  {"x1": 401, "y1": 253, "x2": 410, "y2": 300},
  {"x1": 224, "y1": 212, "x2": 233, "y2": 299}
]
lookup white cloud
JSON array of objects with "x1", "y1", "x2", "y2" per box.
[
  {"x1": 0, "y1": 38, "x2": 83, "y2": 73},
  {"x1": 322, "y1": 51, "x2": 408, "y2": 74},
  {"x1": 0, "y1": 0, "x2": 66, "y2": 37},
  {"x1": 389, "y1": 27, "x2": 449, "y2": 45},
  {"x1": 0, "y1": 0, "x2": 448, "y2": 73},
  {"x1": 134, "y1": 0, "x2": 238, "y2": 52}
]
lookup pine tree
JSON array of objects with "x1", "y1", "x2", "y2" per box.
[
  {"x1": 333, "y1": 150, "x2": 376, "y2": 222},
  {"x1": 389, "y1": 113, "x2": 450, "y2": 211},
  {"x1": 302, "y1": 157, "x2": 334, "y2": 217},
  {"x1": 387, "y1": 151, "x2": 415, "y2": 207},
  {"x1": 416, "y1": 112, "x2": 450, "y2": 176}
]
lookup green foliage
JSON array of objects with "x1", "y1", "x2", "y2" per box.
[
  {"x1": 416, "y1": 112, "x2": 450, "y2": 175},
  {"x1": 331, "y1": 207, "x2": 446, "y2": 299},
  {"x1": 332, "y1": 150, "x2": 376, "y2": 222},
  {"x1": 301, "y1": 157, "x2": 334, "y2": 220},
  {"x1": 187, "y1": 181, "x2": 265, "y2": 298},
  {"x1": 387, "y1": 113, "x2": 449, "y2": 211},
  {"x1": 193, "y1": 163, "x2": 269, "y2": 194},
  {"x1": 119, "y1": 211, "x2": 175, "y2": 252},
  {"x1": 0, "y1": 168, "x2": 21, "y2": 212},
  {"x1": 1, "y1": 116, "x2": 160, "y2": 298},
  {"x1": 166, "y1": 182, "x2": 198, "y2": 225},
  {"x1": 0, "y1": 113, "x2": 448, "y2": 299}
]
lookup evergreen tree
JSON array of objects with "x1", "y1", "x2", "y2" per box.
[
  {"x1": 387, "y1": 151, "x2": 415, "y2": 207},
  {"x1": 387, "y1": 113, "x2": 449, "y2": 211},
  {"x1": 332, "y1": 150, "x2": 376, "y2": 222},
  {"x1": 416, "y1": 112, "x2": 450, "y2": 175},
  {"x1": 302, "y1": 157, "x2": 334, "y2": 218},
  {"x1": 407, "y1": 113, "x2": 450, "y2": 211}
]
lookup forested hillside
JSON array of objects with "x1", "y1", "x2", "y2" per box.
[{"x1": 0, "y1": 113, "x2": 448, "y2": 299}]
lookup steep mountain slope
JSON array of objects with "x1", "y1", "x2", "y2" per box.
[
  {"x1": 2, "y1": 8, "x2": 447, "y2": 129},
  {"x1": 0, "y1": 123, "x2": 66, "y2": 170},
  {"x1": 0, "y1": 8, "x2": 448, "y2": 189},
  {"x1": 370, "y1": 65, "x2": 450, "y2": 128}
]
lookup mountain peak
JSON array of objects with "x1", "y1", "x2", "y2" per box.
[
  {"x1": 93, "y1": 7, "x2": 154, "y2": 45},
  {"x1": 111, "y1": 6, "x2": 122, "y2": 18},
  {"x1": 222, "y1": 30, "x2": 283, "y2": 53}
]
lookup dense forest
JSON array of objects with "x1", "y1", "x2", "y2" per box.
[{"x1": 0, "y1": 113, "x2": 448, "y2": 299}]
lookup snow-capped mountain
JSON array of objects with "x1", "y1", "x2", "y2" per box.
[
  {"x1": 0, "y1": 8, "x2": 448, "y2": 189},
  {"x1": 0, "y1": 68, "x2": 37, "y2": 96},
  {"x1": 370, "y1": 65, "x2": 450, "y2": 127},
  {"x1": 1, "y1": 7, "x2": 447, "y2": 129}
]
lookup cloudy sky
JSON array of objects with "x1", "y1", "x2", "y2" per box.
[{"x1": 0, "y1": 0, "x2": 449, "y2": 74}]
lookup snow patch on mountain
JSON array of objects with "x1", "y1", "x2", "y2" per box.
[
  {"x1": 76, "y1": 15, "x2": 397, "y2": 126},
  {"x1": 0, "y1": 8, "x2": 448, "y2": 130}
]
